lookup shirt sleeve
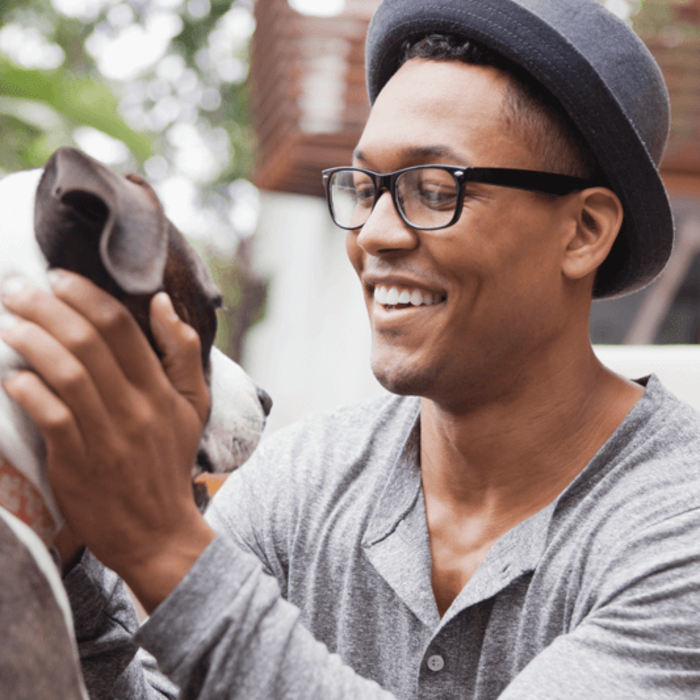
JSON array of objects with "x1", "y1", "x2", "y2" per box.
[
  {"x1": 498, "y1": 507, "x2": 700, "y2": 699},
  {"x1": 204, "y1": 423, "x2": 318, "y2": 591},
  {"x1": 135, "y1": 534, "x2": 398, "y2": 700},
  {"x1": 63, "y1": 549, "x2": 179, "y2": 699}
]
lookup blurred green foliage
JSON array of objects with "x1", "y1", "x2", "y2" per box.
[
  {"x1": 0, "y1": 0, "x2": 266, "y2": 361},
  {"x1": 0, "y1": 56, "x2": 152, "y2": 166},
  {"x1": 0, "y1": 0, "x2": 256, "y2": 177}
]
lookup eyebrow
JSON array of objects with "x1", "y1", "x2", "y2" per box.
[{"x1": 353, "y1": 145, "x2": 473, "y2": 167}]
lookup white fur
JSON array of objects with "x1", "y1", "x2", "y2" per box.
[
  {"x1": 204, "y1": 346, "x2": 267, "y2": 472},
  {"x1": 0, "y1": 169, "x2": 62, "y2": 526}
]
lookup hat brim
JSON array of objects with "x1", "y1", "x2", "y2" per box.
[{"x1": 366, "y1": 0, "x2": 673, "y2": 299}]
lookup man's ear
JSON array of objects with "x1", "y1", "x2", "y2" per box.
[{"x1": 561, "y1": 187, "x2": 624, "y2": 283}]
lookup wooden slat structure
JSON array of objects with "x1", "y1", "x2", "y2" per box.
[
  {"x1": 250, "y1": 0, "x2": 376, "y2": 197},
  {"x1": 251, "y1": 0, "x2": 700, "y2": 198},
  {"x1": 636, "y1": 0, "x2": 700, "y2": 184}
]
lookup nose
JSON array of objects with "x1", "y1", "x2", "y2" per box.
[
  {"x1": 256, "y1": 386, "x2": 273, "y2": 417},
  {"x1": 355, "y1": 191, "x2": 417, "y2": 256}
]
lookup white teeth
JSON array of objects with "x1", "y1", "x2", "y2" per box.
[
  {"x1": 410, "y1": 290, "x2": 423, "y2": 306},
  {"x1": 386, "y1": 287, "x2": 399, "y2": 305},
  {"x1": 375, "y1": 286, "x2": 388, "y2": 304},
  {"x1": 373, "y1": 285, "x2": 444, "y2": 308}
]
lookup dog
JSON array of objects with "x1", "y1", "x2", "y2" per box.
[{"x1": 0, "y1": 147, "x2": 271, "y2": 698}]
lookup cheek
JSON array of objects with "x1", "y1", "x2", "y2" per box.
[
  {"x1": 435, "y1": 213, "x2": 564, "y2": 335},
  {"x1": 473, "y1": 244, "x2": 566, "y2": 346},
  {"x1": 509, "y1": 233, "x2": 567, "y2": 302},
  {"x1": 474, "y1": 207, "x2": 565, "y2": 289}
]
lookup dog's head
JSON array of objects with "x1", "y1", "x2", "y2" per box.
[
  {"x1": 35, "y1": 147, "x2": 222, "y2": 372},
  {"x1": 0, "y1": 146, "x2": 269, "y2": 515}
]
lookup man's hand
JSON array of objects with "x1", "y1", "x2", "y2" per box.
[
  {"x1": 52, "y1": 523, "x2": 85, "y2": 576},
  {"x1": 0, "y1": 271, "x2": 215, "y2": 612}
]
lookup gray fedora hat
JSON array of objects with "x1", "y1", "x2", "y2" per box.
[{"x1": 365, "y1": 0, "x2": 673, "y2": 299}]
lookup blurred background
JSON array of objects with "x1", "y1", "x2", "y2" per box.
[{"x1": 1, "y1": 0, "x2": 700, "y2": 435}]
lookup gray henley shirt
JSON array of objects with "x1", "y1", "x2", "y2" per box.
[{"x1": 66, "y1": 375, "x2": 700, "y2": 698}]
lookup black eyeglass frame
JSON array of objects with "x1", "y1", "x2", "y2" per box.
[{"x1": 321, "y1": 165, "x2": 597, "y2": 231}]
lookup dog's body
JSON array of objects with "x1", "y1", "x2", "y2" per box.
[{"x1": 0, "y1": 148, "x2": 269, "y2": 697}]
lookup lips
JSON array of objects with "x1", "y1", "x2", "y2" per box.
[{"x1": 373, "y1": 284, "x2": 445, "y2": 308}]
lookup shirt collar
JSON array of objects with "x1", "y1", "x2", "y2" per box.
[{"x1": 360, "y1": 376, "x2": 667, "y2": 630}]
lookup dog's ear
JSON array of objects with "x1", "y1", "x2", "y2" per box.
[{"x1": 34, "y1": 147, "x2": 168, "y2": 295}]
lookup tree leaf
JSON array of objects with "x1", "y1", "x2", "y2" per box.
[{"x1": 0, "y1": 56, "x2": 152, "y2": 160}]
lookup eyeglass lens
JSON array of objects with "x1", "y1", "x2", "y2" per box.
[{"x1": 329, "y1": 168, "x2": 459, "y2": 229}]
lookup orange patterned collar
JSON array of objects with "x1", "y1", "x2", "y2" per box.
[{"x1": 0, "y1": 455, "x2": 56, "y2": 547}]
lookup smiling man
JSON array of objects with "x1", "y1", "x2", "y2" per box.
[
  {"x1": 2, "y1": 0, "x2": 700, "y2": 698},
  {"x1": 337, "y1": 50, "x2": 645, "y2": 620}
]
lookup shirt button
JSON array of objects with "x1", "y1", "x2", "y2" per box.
[{"x1": 427, "y1": 654, "x2": 445, "y2": 672}]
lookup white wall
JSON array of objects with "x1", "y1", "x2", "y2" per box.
[{"x1": 243, "y1": 191, "x2": 387, "y2": 435}]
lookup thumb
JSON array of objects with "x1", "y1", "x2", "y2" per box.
[{"x1": 150, "y1": 292, "x2": 210, "y2": 424}]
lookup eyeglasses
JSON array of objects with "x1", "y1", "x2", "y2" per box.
[{"x1": 322, "y1": 165, "x2": 596, "y2": 231}]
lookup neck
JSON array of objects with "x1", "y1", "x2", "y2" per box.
[
  {"x1": 420, "y1": 343, "x2": 643, "y2": 531},
  {"x1": 0, "y1": 455, "x2": 56, "y2": 547}
]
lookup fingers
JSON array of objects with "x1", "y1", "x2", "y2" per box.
[
  {"x1": 0, "y1": 271, "x2": 214, "y2": 607},
  {"x1": 0, "y1": 309, "x2": 116, "y2": 440},
  {"x1": 4, "y1": 272, "x2": 165, "y2": 392},
  {"x1": 0, "y1": 271, "x2": 209, "y2": 432},
  {"x1": 1, "y1": 277, "x2": 148, "y2": 423},
  {"x1": 50, "y1": 271, "x2": 170, "y2": 390},
  {"x1": 2, "y1": 370, "x2": 86, "y2": 459},
  {"x1": 150, "y1": 292, "x2": 210, "y2": 425}
]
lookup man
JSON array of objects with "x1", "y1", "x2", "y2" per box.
[{"x1": 1, "y1": 0, "x2": 699, "y2": 698}]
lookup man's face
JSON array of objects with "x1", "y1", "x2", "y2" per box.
[{"x1": 347, "y1": 59, "x2": 580, "y2": 408}]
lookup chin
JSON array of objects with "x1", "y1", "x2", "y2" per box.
[
  {"x1": 370, "y1": 347, "x2": 490, "y2": 409},
  {"x1": 369, "y1": 336, "x2": 448, "y2": 398},
  {"x1": 371, "y1": 355, "x2": 435, "y2": 398}
]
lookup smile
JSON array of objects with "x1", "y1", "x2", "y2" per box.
[{"x1": 373, "y1": 285, "x2": 445, "y2": 309}]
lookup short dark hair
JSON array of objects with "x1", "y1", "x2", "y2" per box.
[{"x1": 400, "y1": 34, "x2": 597, "y2": 179}]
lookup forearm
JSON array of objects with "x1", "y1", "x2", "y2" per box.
[
  {"x1": 113, "y1": 511, "x2": 216, "y2": 615},
  {"x1": 137, "y1": 535, "x2": 398, "y2": 700}
]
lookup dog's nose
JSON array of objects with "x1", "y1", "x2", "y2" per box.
[{"x1": 257, "y1": 387, "x2": 273, "y2": 417}]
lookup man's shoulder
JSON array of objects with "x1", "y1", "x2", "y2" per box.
[
  {"x1": 618, "y1": 375, "x2": 700, "y2": 469},
  {"x1": 206, "y1": 393, "x2": 421, "y2": 558},
  {"x1": 553, "y1": 376, "x2": 700, "y2": 556},
  {"x1": 581, "y1": 376, "x2": 700, "y2": 497},
  {"x1": 209, "y1": 394, "x2": 420, "y2": 520},
  {"x1": 259, "y1": 392, "x2": 419, "y2": 462}
]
